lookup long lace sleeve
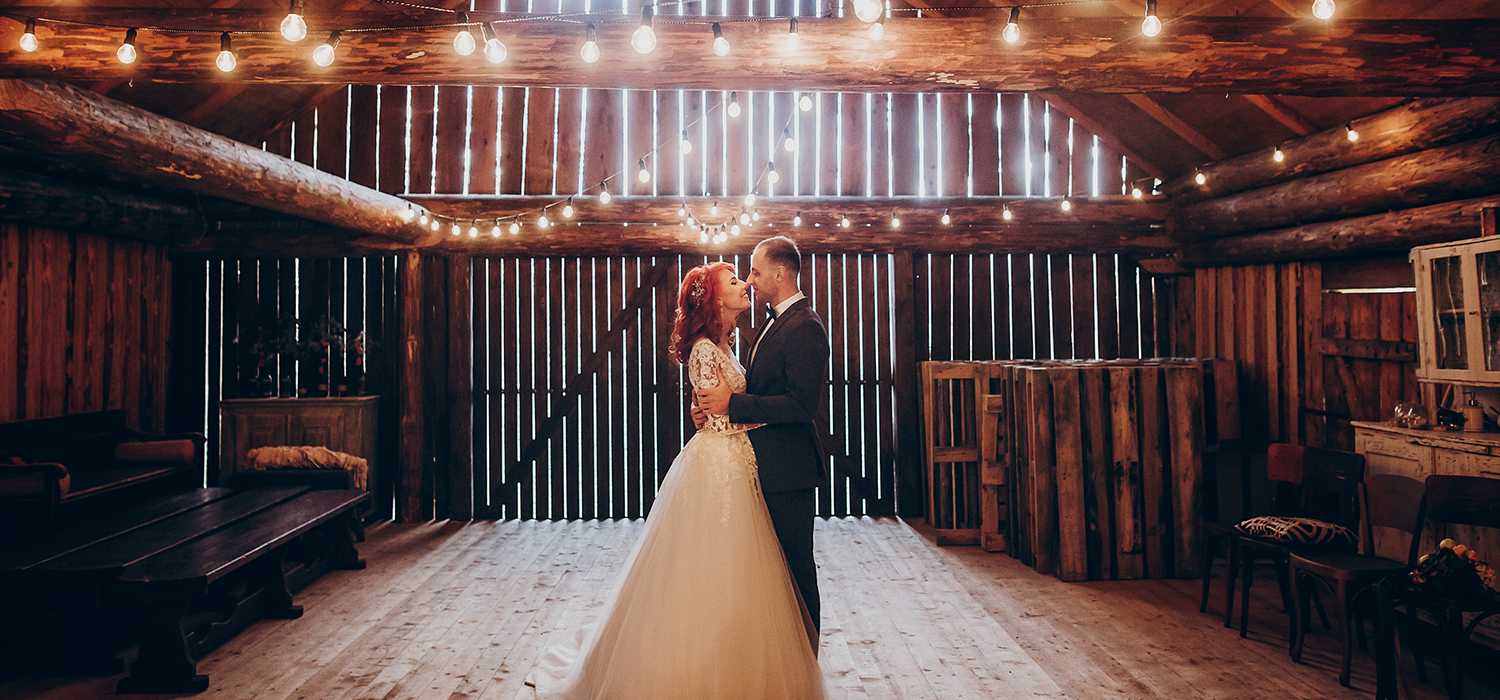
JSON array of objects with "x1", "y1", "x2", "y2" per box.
[{"x1": 689, "y1": 340, "x2": 762, "y2": 434}]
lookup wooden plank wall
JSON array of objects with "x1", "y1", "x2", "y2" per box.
[
  {"x1": 1193, "y1": 263, "x2": 1420, "y2": 450},
  {"x1": 0, "y1": 223, "x2": 170, "y2": 433}
]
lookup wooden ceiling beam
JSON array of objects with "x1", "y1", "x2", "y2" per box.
[
  {"x1": 1121, "y1": 94, "x2": 1228, "y2": 161},
  {"x1": 1034, "y1": 93, "x2": 1168, "y2": 178},
  {"x1": 2, "y1": 14, "x2": 1498, "y2": 96},
  {"x1": 0, "y1": 166, "x2": 206, "y2": 245},
  {"x1": 0, "y1": 79, "x2": 435, "y2": 246},
  {"x1": 1241, "y1": 94, "x2": 1317, "y2": 136},
  {"x1": 173, "y1": 83, "x2": 250, "y2": 128}
]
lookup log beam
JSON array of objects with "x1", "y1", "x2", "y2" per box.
[
  {"x1": 1241, "y1": 95, "x2": 1317, "y2": 136},
  {"x1": 1, "y1": 14, "x2": 1498, "y2": 96},
  {"x1": 0, "y1": 167, "x2": 205, "y2": 245},
  {"x1": 1122, "y1": 94, "x2": 1228, "y2": 161},
  {"x1": 1171, "y1": 132, "x2": 1500, "y2": 241},
  {"x1": 1161, "y1": 97, "x2": 1500, "y2": 203},
  {"x1": 1176, "y1": 194, "x2": 1500, "y2": 267},
  {"x1": 0, "y1": 79, "x2": 435, "y2": 246}
]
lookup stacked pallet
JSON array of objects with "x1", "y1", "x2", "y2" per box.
[{"x1": 920, "y1": 359, "x2": 1242, "y2": 581}]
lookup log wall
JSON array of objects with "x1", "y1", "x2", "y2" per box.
[{"x1": 0, "y1": 223, "x2": 171, "y2": 432}]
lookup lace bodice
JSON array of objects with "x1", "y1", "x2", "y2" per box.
[{"x1": 689, "y1": 339, "x2": 762, "y2": 435}]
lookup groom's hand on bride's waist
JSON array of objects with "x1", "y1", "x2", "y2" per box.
[
  {"x1": 695, "y1": 382, "x2": 732, "y2": 416},
  {"x1": 689, "y1": 396, "x2": 709, "y2": 430}
]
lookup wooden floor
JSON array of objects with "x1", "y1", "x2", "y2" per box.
[{"x1": 5, "y1": 517, "x2": 1497, "y2": 700}]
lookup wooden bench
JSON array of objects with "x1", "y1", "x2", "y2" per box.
[{"x1": 0, "y1": 486, "x2": 368, "y2": 692}]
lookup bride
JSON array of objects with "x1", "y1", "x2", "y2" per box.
[{"x1": 525, "y1": 261, "x2": 828, "y2": 700}]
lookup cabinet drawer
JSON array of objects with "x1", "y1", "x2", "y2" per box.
[{"x1": 1356, "y1": 432, "x2": 1429, "y2": 461}]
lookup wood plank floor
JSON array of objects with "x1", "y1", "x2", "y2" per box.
[{"x1": 4, "y1": 517, "x2": 1497, "y2": 700}]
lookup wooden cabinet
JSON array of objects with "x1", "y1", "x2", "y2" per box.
[
  {"x1": 218, "y1": 397, "x2": 379, "y2": 494},
  {"x1": 1354, "y1": 421, "x2": 1500, "y2": 648},
  {"x1": 1412, "y1": 235, "x2": 1500, "y2": 386}
]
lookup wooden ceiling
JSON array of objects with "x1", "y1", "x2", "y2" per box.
[{"x1": 0, "y1": 0, "x2": 1494, "y2": 199}]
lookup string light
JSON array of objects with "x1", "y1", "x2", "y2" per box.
[
  {"x1": 1345, "y1": 123, "x2": 1359, "y2": 142},
  {"x1": 636, "y1": 158, "x2": 651, "y2": 183},
  {"x1": 453, "y1": 14, "x2": 476, "y2": 56},
  {"x1": 728, "y1": 92, "x2": 742, "y2": 118},
  {"x1": 1132, "y1": 184, "x2": 1144, "y2": 199},
  {"x1": 1002, "y1": 204, "x2": 1013, "y2": 221},
  {"x1": 117, "y1": 28, "x2": 139, "y2": 65},
  {"x1": 563, "y1": 198, "x2": 575, "y2": 218},
  {"x1": 280, "y1": 0, "x2": 307, "y2": 42},
  {"x1": 799, "y1": 93, "x2": 814, "y2": 112},
  {"x1": 711, "y1": 201, "x2": 720, "y2": 216},
  {"x1": 782, "y1": 128, "x2": 796, "y2": 153},
  {"x1": 840, "y1": 214, "x2": 851, "y2": 228},
  {"x1": 491, "y1": 223, "x2": 502, "y2": 237},
  {"x1": 941, "y1": 208, "x2": 951, "y2": 225},
  {"x1": 700, "y1": 229, "x2": 710, "y2": 244},
  {"x1": 869, "y1": 14, "x2": 885, "y2": 41},
  {"x1": 468, "y1": 223, "x2": 479, "y2": 238},
  {"x1": 1194, "y1": 170, "x2": 1207, "y2": 186},
  {"x1": 788, "y1": 17, "x2": 800, "y2": 43},
  {"x1": 216, "y1": 32, "x2": 237, "y2": 73},
  {"x1": 793, "y1": 211, "x2": 803, "y2": 226},
  {"x1": 431, "y1": 219, "x2": 440, "y2": 231},
  {"x1": 1312, "y1": 0, "x2": 1335, "y2": 20},
  {"x1": 509, "y1": 218, "x2": 521, "y2": 234},
  {"x1": 678, "y1": 204, "x2": 688, "y2": 217},
  {"x1": 680, "y1": 130, "x2": 693, "y2": 155},
  {"x1": 312, "y1": 31, "x2": 341, "y2": 67},
  {"x1": 452, "y1": 221, "x2": 462, "y2": 236},
  {"x1": 730, "y1": 223, "x2": 742, "y2": 236},
  {"x1": 712, "y1": 22, "x2": 730, "y2": 56},
  {"x1": 401, "y1": 204, "x2": 416, "y2": 222},
  {"x1": 480, "y1": 23, "x2": 507, "y2": 64},
  {"x1": 1003, "y1": 7, "x2": 1021, "y2": 44},
  {"x1": 891, "y1": 212, "x2": 901, "y2": 228},
  {"x1": 598, "y1": 182, "x2": 611, "y2": 204},
  {"x1": 1060, "y1": 199, "x2": 1072, "y2": 212},
  {"x1": 538, "y1": 212, "x2": 550, "y2": 228},
  {"x1": 632, "y1": 6, "x2": 656, "y2": 55},
  {"x1": 752, "y1": 210, "x2": 760, "y2": 221},
  {"x1": 19, "y1": 18, "x2": 37, "y2": 52},
  {"x1": 581, "y1": 23, "x2": 600, "y2": 63},
  {"x1": 1142, "y1": 0, "x2": 1162, "y2": 37},
  {"x1": 1273, "y1": 145, "x2": 1285, "y2": 162},
  {"x1": 739, "y1": 212, "x2": 751, "y2": 225},
  {"x1": 419, "y1": 211, "x2": 430, "y2": 225},
  {"x1": 744, "y1": 193, "x2": 756, "y2": 207},
  {"x1": 853, "y1": 0, "x2": 884, "y2": 24},
  {"x1": 767, "y1": 161, "x2": 780, "y2": 185}
]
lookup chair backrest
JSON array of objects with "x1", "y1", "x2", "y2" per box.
[
  {"x1": 1296, "y1": 446, "x2": 1366, "y2": 529},
  {"x1": 1422, "y1": 475, "x2": 1500, "y2": 535},
  {"x1": 1359, "y1": 474, "x2": 1427, "y2": 562}
]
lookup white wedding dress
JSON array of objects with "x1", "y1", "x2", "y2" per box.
[{"x1": 526, "y1": 339, "x2": 828, "y2": 700}]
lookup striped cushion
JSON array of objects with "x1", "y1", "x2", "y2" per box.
[{"x1": 1236, "y1": 516, "x2": 1356, "y2": 548}]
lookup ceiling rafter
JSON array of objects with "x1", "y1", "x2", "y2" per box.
[
  {"x1": 1122, "y1": 94, "x2": 1229, "y2": 161},
  {"x1": 1034, "y1": 93, "x2": 1168, "y2": 178},
  {"x1": 1242, "y1": 94, "x2": 1317, "y2": 136}
]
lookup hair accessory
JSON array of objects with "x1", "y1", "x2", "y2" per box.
[{"x1": 689, "y1": 276, "x2": 708, "y2": 305}]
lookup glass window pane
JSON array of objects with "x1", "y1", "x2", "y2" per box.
[
  {"x1": 1432, "y1": 255, "x2": 1468, "y2": 370},
  {"x1": 1480, "y1": 251, "x2": 1500, "y2": 371}
]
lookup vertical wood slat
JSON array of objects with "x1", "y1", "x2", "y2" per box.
[
  {"x1": 434, "y1": 86, "x2": 468, "y2": 195},
  {"x1": 348, "y1": 86, "x2": 379, "y2": 189},
  {"x1": 377, "y1": 86, "x2": 407, "y2": 195},
  {"x1": 470, "y1": 87, "x2": 500, "y2": 196},
  {"x1": 1031, "y1": 255, "x2": 1051, "y2": 359},
  {"x1": 499, "y1": 87, "x2": 527, "y2": 195},
  {"x1": 0, "y1": 225, "x2": 19, "y2": 423},
  {"x1": 893, "y1": 251, "x2": 922, "y2": 519},
  {"x1": 1167, "y1": 364, "x2": 1206, "y2": 578},
  {"x1": 828, "y1": 254, "x2": 848, "y2": 516},
  {"x1": 448, "y1": 255, "x2": 474, "y2": 521},
  {"x1": 868, "y1": 93, "x2": 890, "y2": 197},
  {"x1": 1025, "y1": 367, "x2": 1057, "y2": 575},
  {"x1": 889, "y1": 93, "x2": 920, "y2": 197},
  {"x1": 840, "y1": 93, "x2": 865, "y2": 197},
  {"x1": 407, "y1": 87, "x2": 436, "y2": 195},
  {"x1": 971, "y1": 93, "x2": 1000, "y2": 197},
  {"x1": 1046, "y1": 101, "x2": 1070, "y2": 199},
  {"x1": 1049, "y1": 367, "x2": 1087, "y2": 582},
  {"x1": 1082, "y1": 367, "x2": 1114, "y2": 580},
  {"x1": 317, "y1": 87, "x2": 350, "y2": 181},
  {"x1": 1138, "y1": 366, "x2": 1167, "y2": 578},
  {"x1": 526, "y1": 87, "x2": 559, "y2": 197},
  {"x1": 1109, "y1": 366, "x2": 1144, "y2": 579},
  {"x1": 941, "y1": 92, "x2": 968, "y2": 198},
  {"x1": 999, "y1": 94, "x2": 1026, "y2": 197},
  {"x1": 1010, "y1": 255, "x2": 1033, "y2": 359},
  {"x1": 398, "y1": 251, "x2": 424, "y2": 522}
]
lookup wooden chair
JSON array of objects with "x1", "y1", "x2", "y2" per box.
[
  {"x1": 1289, "y1": 474, "x2": 1426, "y2": 687},
  {"x1": 1375, "y1": 475, "x2": 1500, "y2": 700},
  {"x1": 1199, "y1": 439, "x2": 1272, "y2": 614},
  {"x1": 1227, "y1": 444, "x2": 1364, "y2": 639}
]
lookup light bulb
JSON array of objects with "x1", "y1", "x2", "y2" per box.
[
  {"x1": 509, "y1": 220, "x2": 521, "y2": 234},
  {"x1": 783, "y1": 128, "x2": 796, "y2": 153},
  {"x1": 1142, "y1": 0, "x2": 1161, "y2": 37},
  {"x1": 768, "y1": 169, "x2": 780, "y2": 185},
  {"x1": 678, "y1": 205, "x2": 688, "y2": 217},
  {"x1": 789, "y1": 17, "x2": 800, "y2": 43},
  {"x1": 481, "y1": 23, "x2": 507, "y2": 64},
  {"x1": 1132, "y1": 185, "x2": 1144, "y2": 199},
  {"x1": 581, "y1": 23, "x2": 600, "y2": 63},
  {"x1": 752, "y1": 210, "x2": 760, "y2": 221},
  {"x1": 598, "y1": 184, "x2": 611, "y2": 204},
  {"x1": 1194, "y1": 171, "x2": 1207, "y2": 185},
  {"x1": 1312, "y1": 0, "x2": 1335, "y2": 19},
  {"x1": 799, "y1": 94, "x2": 814, "y2": 112},
  {"x1": 431, "y1": 220, "x2": 440, "y2": 231},
  {"x1": 941, "y1": 208, "x2": 951, "y2": 225},
  {"x1": 453, "y1": 14, "x2": 476, "y2": 56},
  {"x1": 637, "y1": 158, "x2": 651, "y2": 183},
  {"x1": 711, "y1": 202, "x2": 720, "y2": 215},
  {"x1": 420, "y1": 212, "x2": 430, "y2": 225},
  {"x1": 402, "y1": 204, "x2": 416, "y2": 222},
  {"x1": 1060, "y1": 199, "x2": 1072, "y2": 212},
  {"x1": 452, "y1": 222, "x2": 462, "y2": 236},
  {"x1": 469, "y1": 225, "x2": 479, "y2": 238},
  {"x1": 869, "y1": 17, "x2": 885, "y2": 41},
  {"x1": 840, "y1": 214, "x2": 851, "y2": 228},
  {"x1": 744, "y1": 193, "x2": 756, "y2": 207},
  {"x1": 891, "y1": 214, "x2": 901, "y2": 228},
  {"x1": 19, "y1": 19, "x2": 37, "y2": 52},
  {"x1": 736, "y1": 212, "x2": 748, "y2": 225},
  {"x1": 731, "y1": 223, "x2": 742, "y2": 236},
  {"x1": 854, "y1": 0, "x2": 884, "y2": 24},
  {"x1": 117, "y1": 29, "x2": 139, "y2": 65},
  {"x1": 793, "y1": 212, "x2": 802, "y2": 226},
  {"x1": 728, "y1": 92, "x2": 741, "y2": 118},
  {"x1": 312, "y1": 31, "x2": 340, "y2": 67},
  {"x1": 1003, "y1": 7, "x2": 1021, "y2": 43},
  {"x1": 280, "y1": 1, "x2": 307, "y2": 42},
  {"x1": 216, "y1": 32, "x2": 237, "y2": 73},
  {"x1": 680, "y1": 130, "x2": 693, "y2": 155},
  {"x1": 539, "y1": 214, "x2": 550, "y2": 228},
  {"x1": 1346, "y1": 123, "x2": 1359, "y2": 142},
  {"x1": 1273, "y1": 147, "x2": 1285, "y2": 163},
  {"x1": 1002, "y1": 206, "x2": 1013, "y2": 221},
  {"x1": 563, "y1": 199, "x2": 575, "y2": 218},
  {"x1": 712, "y1": 23, "x2": 730, "y2": 56},
  {"x1": 491, "y1": 224, "x2": 501, "y2": 237},
  {"x1": 632, "y1": 7, "x2": 656, "y2": 54},
  {"x1": 700, "y1": 230, "x2": 710, "y2": 244}
]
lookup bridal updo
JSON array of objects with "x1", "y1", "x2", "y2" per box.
[{"x1": 669, "y1": 261, "x2": 736, "y2": 365}]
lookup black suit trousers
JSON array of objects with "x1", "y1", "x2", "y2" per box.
[{"x1": 764, "y1": 487, "x2": 819, "y2": 633}]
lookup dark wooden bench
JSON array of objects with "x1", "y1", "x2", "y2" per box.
[{"x1": 0, "y1": 486, "x2": 367, "y2": 693}]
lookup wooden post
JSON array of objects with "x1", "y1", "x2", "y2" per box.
[
  {"x1": 893, "y1": 251, "x2": 923, "y2": 518},
  {"x1": 398, "y1": 251, "x2": 425, "y2": 523},
  {"x1": 447, "y1": 254, "x2": 474, "y2": 521}
]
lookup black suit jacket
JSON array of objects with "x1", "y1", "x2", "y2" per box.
[{"x1": 728, "y1": 298, "x2": 831, "y2": 494}]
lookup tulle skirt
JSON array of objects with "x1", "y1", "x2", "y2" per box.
[{"x1": 526, "y1": 430, "x2": 827, "y2": 700}]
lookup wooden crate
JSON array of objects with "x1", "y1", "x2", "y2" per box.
[{"x1": 919, "y1": 362, "x2": 986, "y2": 546}]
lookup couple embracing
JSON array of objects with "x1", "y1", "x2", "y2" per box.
[{"x1": 526, "y1": 236, "x2": 832, "y2": 700}]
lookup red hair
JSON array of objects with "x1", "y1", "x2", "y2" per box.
[{"x1": 669, "y1": 261, "x2": 736, "y2": 365}]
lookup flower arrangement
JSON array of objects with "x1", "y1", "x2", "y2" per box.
[{"x1": 1409, "y1": 538, "x2": 1497, "y2": 600}]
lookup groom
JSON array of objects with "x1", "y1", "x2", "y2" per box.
[{"x1": 695, "y1": 235, "x2": 831, "y2": 643}]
